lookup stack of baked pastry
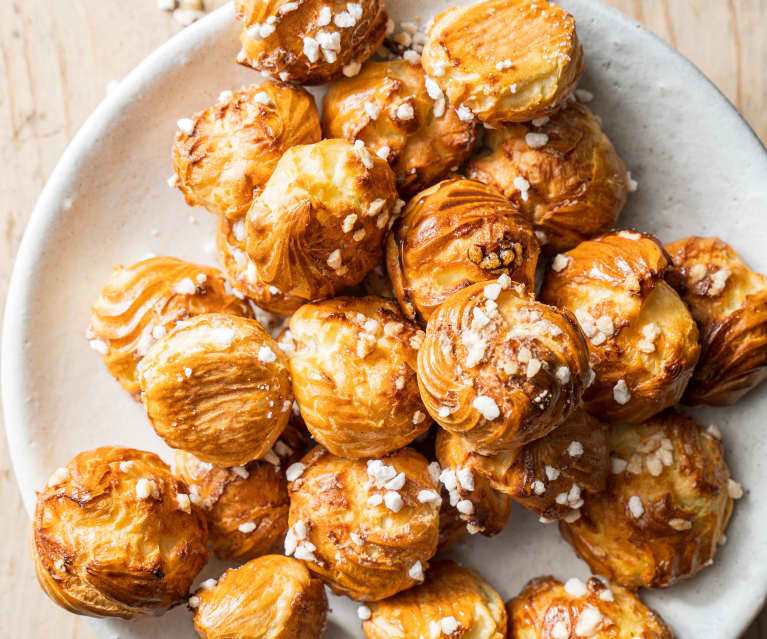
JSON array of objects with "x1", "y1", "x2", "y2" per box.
[{"x1": 31, "y1": 0, "x2": 764, "y2": 637}]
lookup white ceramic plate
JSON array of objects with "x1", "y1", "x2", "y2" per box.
[{"x1": 4, "y1": 1, "x2": 767, "y2": 637}]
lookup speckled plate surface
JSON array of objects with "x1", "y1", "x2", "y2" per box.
[{"x1": 4, "y1": 1, "x2": 767, "y2": 637}]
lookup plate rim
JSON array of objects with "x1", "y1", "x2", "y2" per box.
[{"x1": 3, "y1": 1, "x2": 767, "y2": 637}]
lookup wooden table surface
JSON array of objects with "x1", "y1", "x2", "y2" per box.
[{"x1": 1, "y1": 1, "x2": 765, "y2": 636}]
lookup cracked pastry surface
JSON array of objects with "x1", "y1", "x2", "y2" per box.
[
  {"x1": 138, "y1": 313, "x2": 293, "y2": 467},
  {"x1": 172, "y1": 82, "x2": 321, "y2": 220},
  {"x1": 440, "y1": 408, "x2": 608, "y2": 522},
  {"x1": 216, "y1": 213, "x2": 306, "y2": 315},
  {"x1": 422, "y1": 0, "x2": 584, "y2": 126},
  {"x1": 87, "y1": 256, "x2": 252, "y2": 399},
  {"x1": 362, "y1": 560, "x2": 507, "y2": 639},
  {"x1": 246, "y1": 138, "x2": 399, "y2": 303},
  {"x1": 322, "y1": 59, "x2": 478, "y2": 198},
  {"x1": 560, "y1": 410, "x2": 736, "y2": 590},
  {"x1": 192, "y1": 555, "x2": 328, "y2": 639},
  {"x1": 32, "y1": 447, "x2": 208, "y2": 619},
  {"x1": 467, "y1": 102, "x2": 628, "y2": 254},
  {"x1": 540, "y1": 231, "x2": 701, "y2": 424},
  {"x1": 235, "y1": 0, "x2": 388, "y2": 85},
  {"x1": 386, "y1": 178, "x2": 540, "y2": 324},
  {"x1": 286, "y1": 446, "x2": 440, "y2": 601},
  {"x1": 417, "y1": 279, "x2": 589, "y2": 455},
  {"x1": 171, "y1": 425, "x2": 307, "y2": 562},
  {"x1": 284, "y1": 296, "x2": 430, "y2": 458},
  {"x1": 507, "y1": 575, "x2": 673, "y2": 638},
  {"x1": 665, "y1": 236, "x2": 767, "y2": 406}
]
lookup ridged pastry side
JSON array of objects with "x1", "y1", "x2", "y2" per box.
[
  {"x1": 216, "y1": 213, "x2": 306, "y2": 315},
  {"x1": 138, "y1": 313, "x2": 293, "y2": 467},
  {"x1": 387, "y1": 178, "x2": 539, "y2": 324},
  {"x1": 422, "y1": 0, "x2": 584, "y2": 125},
  {"x1": 172, "y1": 82, "x2": 322, "y2": 219},
  {"x1": 666, "y1": 235, "x2": 767, "y2": 405},
  {"x1": 193, "y1": 555, "x2": 328, "y2": 639},
  {"x1": 87, "y1": 256, "x2": 252, "y2": 398}
]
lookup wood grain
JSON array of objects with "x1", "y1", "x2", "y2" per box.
[{"x1": 0, "y1": 1, "x2": 765, "y2": 637}]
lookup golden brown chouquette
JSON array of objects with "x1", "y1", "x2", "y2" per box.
[
  {"x1": 362, "y1": 561, "x2": 507, "y2": 639},
  {"x1": 138, "y1": 313, "x2": 293, "y2": 467},
  {"x1": 560, "y1": 410, "x2": 739, "y2": 589},
  {"x1": 191, "y1": 555, "x2": 328, "y2": 639},
  {"x1": 32, "y1": 447, "x2": 208, "y2": 618},
  {"x1": 418, "y1": 279, "x2": 589, "y2": 455},
  {"x1": 422, "y1": 0, "x2": 584, "y2": 126},
  {"x1": 540, "y1": 231, "x2": 700, "y2": 424},
  {"x1": 172, "y1": 82, "x2": 322, "y2": 220},
  {"x1": 171, "y1": 423, "x2": 307, "y2": 562},
  {"x1": 283, "y1": 296, "x2": 429, "y2": 459},
  {"x1": 467, "y1": 102, "x2": 628, "y2": 254},
  {"x1": 386, "y1": 178, "x2": 540, "y2": 325},
  {"x1": 322, "y1": 59, "x2": 477, "y2": 198},
  {"x1": 438, "y1": 408, "x2": 608, "y2": 523},
  {"x1": 235, "y1": 0, "x2": 388, "y2": 85},
  {"x1": 246, "y1": 139, "x2": 400, "y2": 304},
  {"x1": 665, "y1": 235, "x2": 767, "y2": 405},
  {"x1": 506, "y1": 575, "x2": 673, "y2": 638},
  {"x1": 286, "y1": 446, "x2": 440, "y2": 601}
]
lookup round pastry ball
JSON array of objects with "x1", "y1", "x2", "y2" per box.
[
  {"x1": 172, "y1": 82, "x2": 322, "y2": 220},
  {"x1": 138, "y1": 313, "x2": 293, "y2": 467},
  {"x1": 216, "y1": 214, "x2": 306, "y2": 315},
  {"x1": 32, "y1": 447, "x2": 208, "y2": 618},
  {"x1": 172, "y1": 425, "x2": 307, "y2": 562},
  {"x1": 438, "y1": 408, "x2": 608, "y2": 523},
  {"x1": 506, "y1": 575, "x2": 673, "y2": 638},
  {"x1": 362, "y1": 560, "x2": 507, "y2": 639},
  {"x1": 560, "y1": 410, "x2": 738, "y2": 589},
  {"x1": 418, "y1": 279, "x2": 590, "y2": 455},
  {"x1": 284, "y1": 296, "x2": 430, "y2": 459},
  {"x1": 422, "y1": 0, "x2": 584, "y2": 126},
  {"x1": 192, "y1": 555, "x2": 328, "y2": 639},
  {"x1": 434, "y1": 434, "x2": 512, "y2": 536},
  {"x1": 246, "y1": 138, "x2": 400, "y2": 302},
  {"x1": 386, "y1": 178, "x2": 540, "y2": 324},
  {"x1": 235, "y1": 0, "x2": 388, "y2": 85},
  {"x1": 87, "y1": 257, "x2": 252, "y2": 399},
  {"x1": 665, "y1": 235, "x2": 767, "y2": 405},
  {"x1": 286, "y1": 446, "x2": 440, "y2": 601},
  {"x1": 540, "y1": 230, "x2": 701, "y2": 424},
  {"x1": 322, "y1": 59, "x2": 478, "y2": 198},
  {"x1": 466, "y1": 103, "x2": 629, "y2": 254}
]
